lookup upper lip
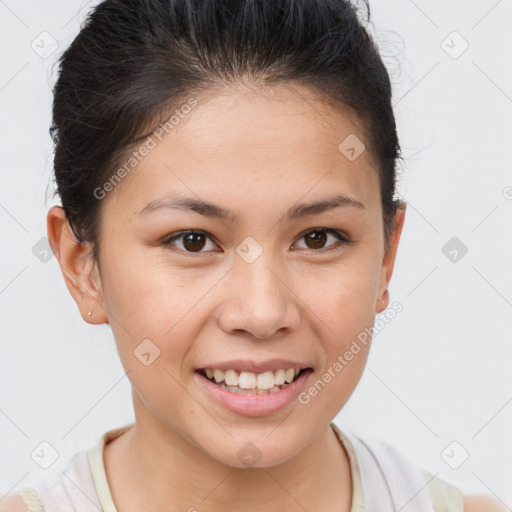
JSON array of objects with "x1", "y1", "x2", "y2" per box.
[{"x1": 196, "y1": 359, "x2": 313, "y2": 373}]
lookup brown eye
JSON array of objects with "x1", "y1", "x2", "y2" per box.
[
  {"x1": 181, "y1": 232, "x2": 206, "y2": 252},
  {"x1": 162, "y1": 230, "x2": 217, "y2": 254},
  {"x1": 162, "y1": 228, "x2": 351, "y2": 257},
  {"x1": 304, "y1": 230, "x2": 328, "y2": 250},
  {"x1": 294, "y1": 228, "x2": 351, "y2": 252}
]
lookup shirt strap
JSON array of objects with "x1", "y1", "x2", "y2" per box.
[
  {"x1": 15, "y1": 487, "x2": 45, "y2": 512},
  {"x1": 342, "y1": 430, "x2": 435, "y2": 512}
]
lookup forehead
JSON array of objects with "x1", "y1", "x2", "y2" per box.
[{"x1": 106, "y1": 83, "x2": 380, "y2": 218}]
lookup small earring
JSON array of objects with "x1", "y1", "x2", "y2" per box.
[{"x1": 87, "y1": 310, "x2": 92, "y2": 317}]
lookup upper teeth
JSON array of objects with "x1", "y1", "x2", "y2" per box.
[{"x1": 205, "y1": 368, "x2": 301, "y2": 390}]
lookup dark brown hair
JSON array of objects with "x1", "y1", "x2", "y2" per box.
[{"x1": 49, "y1": 0, "x2": 402, "y2": 263}]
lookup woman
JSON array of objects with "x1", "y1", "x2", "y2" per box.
[{"x1": 3, "y1": 0, "x2": 505, "y2": 510}]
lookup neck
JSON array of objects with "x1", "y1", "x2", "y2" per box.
[{"x1": 104, "y1": 413, "x2": 352, "y2": 512}]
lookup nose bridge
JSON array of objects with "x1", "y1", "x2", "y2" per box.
[
  {"x1": 235, "y1": 239, "x2": 285, "y2": 307},
  {"x1": 244, "y1": 258, "x2": 280, "y2": 301},
  {"x1": 218, "y1": 236, "x2": 300, "y2": 338}
]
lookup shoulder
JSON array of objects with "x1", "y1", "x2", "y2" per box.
[
  {"x1": 464, "y1": 494, "x2": 510, "y2": 512},
  {"x1": 0, "y1": 487, "x2": 44, "y2": 512},
  {"x1": 0, "y1": 493, "x2": 30, "y2": 512},
  {"x1": 419, "y1": 468, "x2": 509, "y2": 512},
  {"x1": 418, "y1": 467, "x2": 464, "y2": 511}
]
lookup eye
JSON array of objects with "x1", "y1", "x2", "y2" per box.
[
  {"x1": 293, "y1": 228, "x2": 352, "y2": 253},
  {"x1": 161, "y1": 228, "x2": 352, "y2": 257},
  {"x1": 162, "y1": 230, "x2": 218, "y2": 256}
]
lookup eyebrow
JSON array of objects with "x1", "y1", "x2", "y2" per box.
[{"x1": 136, "y1": 193, "x2": 365, "y2": 222}]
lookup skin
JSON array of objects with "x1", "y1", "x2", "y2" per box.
[{"x1": 43, "y1": 83, "x2": 503, "y2": 512}]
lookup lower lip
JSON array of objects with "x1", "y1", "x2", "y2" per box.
[{"x1": 194, "y1": 369, "x2": 313, "y2": 417}]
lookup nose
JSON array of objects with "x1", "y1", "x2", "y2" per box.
[{"x1": 216, "y1": 254, "x2": 301, "y2": 340}]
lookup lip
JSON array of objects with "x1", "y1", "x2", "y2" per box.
[
  {"x1": 194, "y1": 367, "x2": 314, "y2": 417},
  {"x1": 195, "y1": 358, "x2": 311, "y2": 373}
]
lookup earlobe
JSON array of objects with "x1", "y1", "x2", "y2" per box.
[
  {"x1": 375, "y1": 290, "x2": 389, "y2": 314},
  {"x1": 46, "y1": 206, "x2": 108, "y2": 324}
]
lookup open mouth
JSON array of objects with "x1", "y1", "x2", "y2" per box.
[{"x1": 196, "y1": 367, "x2": 312, "y2": 395}]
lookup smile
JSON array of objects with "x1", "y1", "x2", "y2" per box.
[
  {"x1": 198, "y1": 367, "x2": 305, "y2": 395},
  {"x1": 194, "y1": 365, "x2": 314, "y2": 416}
]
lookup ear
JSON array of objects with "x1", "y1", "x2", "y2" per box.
[
  {"x1": 375, "y1": 202, "x2": 407, "y2": 314},
  {"x1": 46, "y1": 205, "x2": 108, "y2": 324}
]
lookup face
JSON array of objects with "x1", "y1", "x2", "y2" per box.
[{"x1": 49, "y1": 83, "x2": 405, "y2": 468}]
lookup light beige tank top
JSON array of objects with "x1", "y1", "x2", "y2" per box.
[{"x1": 14, "y1": 422, "x2": 464, "y2": 511}]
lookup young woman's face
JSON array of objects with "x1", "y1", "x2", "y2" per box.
[{"x1": 76, "y1": 84, "x2": 403, "y2": 467}]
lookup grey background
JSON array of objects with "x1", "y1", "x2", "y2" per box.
[{"x1": 0, "y1": 0, "x2": 511, "y2": 505}]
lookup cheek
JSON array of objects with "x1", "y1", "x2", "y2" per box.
[
  {"x1": 303, "y1": 251, "x2": 379, "y2": 332},
  {"x1": 299, "y1": 262, "x2": 375, "y2": 415},
  {"x1": 100, "y1": 238, "x2": 208, "y2": 332},
  {"x1": 94, "y1": 235, "x2": 197, "y2": 420},
  {"x1": 300, "y1": 248, "x2": 378, "y2": 403},
  {"x1": 100, "y1": 256, "x2": 206, "y2": 415}
]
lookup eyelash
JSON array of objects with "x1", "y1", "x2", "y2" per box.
[{"x1": 161, "y1": 228, "x2": 352, "y2": 257}]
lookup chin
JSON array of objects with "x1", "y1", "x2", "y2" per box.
[{"x1": 196, "y1": 425, "x2": 309, "y2": 469}]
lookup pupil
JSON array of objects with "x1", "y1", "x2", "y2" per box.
[
  {"x1": 184, "y1": 233, "x2": 205, "y2": 252},
  {"x1": 307, "y1": 231, "x2": 326, "y2": 249}
]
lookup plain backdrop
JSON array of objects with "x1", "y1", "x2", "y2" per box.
[{"x1": 1, "y1": 0, "x2": 511, "y2": 506}]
